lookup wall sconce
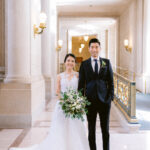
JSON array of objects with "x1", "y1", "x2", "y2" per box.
[
  {"x1": 124, "y1": 39, "x2": 132, "y2": 53},
  {"x1": 34, "y1": 12, "x2": 47, "y2": 38},
  {"x1": 56, "y1": 40, "x2": 63, "y2": 51}
]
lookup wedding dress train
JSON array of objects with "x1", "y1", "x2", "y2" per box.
[{"x1": 10, "y1": 72, "x2": 90, "y2": 150}]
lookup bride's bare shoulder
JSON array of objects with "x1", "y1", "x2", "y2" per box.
[
  {"x1": 74, "y1": 71, "x2": 79, "y2": 78},
  {"x1": 57, "y1": 72, "x2": 65, "y2": 79},
  {"x1": 57, "y1": 73, "x2": 62, "y2": 79}
]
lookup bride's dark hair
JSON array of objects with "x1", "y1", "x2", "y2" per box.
[{"x1": 64, "y1": 53, "x2": 76, "y2": 63}]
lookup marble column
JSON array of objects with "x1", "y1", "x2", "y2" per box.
[
  {"x1": 0, "y1": 0, "x2": 5, "y2": 81},
  {"x1": 0, "y1": 0, "x2": 45, "y2": 128},
  {"x1": 4, "y1": 0, "x2": 31, "y2": 83},
  {"x1": 143, "y1": 0, "x2": 150, "y2": 93},
  {"x1": 134, "y1": 0, "x2": 143, "y2": 92},
  {"x1": 41, "y1": 0, "x2": 57, "y2": 100}
]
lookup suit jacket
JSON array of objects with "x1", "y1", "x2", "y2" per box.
[{"x1": 78, "y1": 57, "x2": 114, "y2": 104}]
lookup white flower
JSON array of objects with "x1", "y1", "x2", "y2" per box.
[{"x1": 76, "y1": 104, "x2": 81, "y2": 109}]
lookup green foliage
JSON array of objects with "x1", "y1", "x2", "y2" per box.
[{"x1": 59, "y1": 88, "x2": 91, "y2": 121}]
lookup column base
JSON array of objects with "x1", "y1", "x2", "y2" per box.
[
  {"x1": 43, "y1": 75, "x2": 51, "y2": 103},
  {"x1": 4, "y1": 75, "x2": 44, "y2": 83},
  {"x1": 0, "y1": 78, "x2": 45, "y2": 128}
]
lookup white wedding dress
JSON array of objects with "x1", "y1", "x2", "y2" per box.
[{"x1": 10, "y1": 72, "x2": 90, "y2": 150}]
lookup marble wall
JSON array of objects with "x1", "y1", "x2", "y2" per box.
[
  {"x1": 108, "y1": 23, "x2": 117, "y2": 67},
  {"x1": 119, "y1": 0, "x2": 137, "y2": 71},
  {"x1": 143, "y1": 0, "x2": 150, "y2": 93},
  {"x1": 118, "y1": 0, "x2": 148, "y2": 92}
]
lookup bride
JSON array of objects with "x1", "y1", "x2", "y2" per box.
[{"x1": 10, "y1": 53, "x2": 90, "y2": 150}]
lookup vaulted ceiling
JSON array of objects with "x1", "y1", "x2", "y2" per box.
[{"x1": 57, "y1": 0, "x2": 134, "y2": 17}]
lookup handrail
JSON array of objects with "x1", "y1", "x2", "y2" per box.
[{"x1": 113, "y1": 72, "x2": 138, "y2": 123}]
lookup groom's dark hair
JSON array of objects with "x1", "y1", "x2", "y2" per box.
[
  {"x1": 89, "y1": 38, "x2": 101, "y2": 47},
  {"x1": 64, "y1": 53, "x2": 76, "y2": 63}
]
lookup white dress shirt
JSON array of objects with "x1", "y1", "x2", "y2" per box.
[{"x1": 91, "y1": 57, "x2": 100, "y2": 73}]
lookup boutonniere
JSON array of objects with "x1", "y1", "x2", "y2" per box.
[{"x1": 101, "y1": 60, "x2": 106, "y2": 68}]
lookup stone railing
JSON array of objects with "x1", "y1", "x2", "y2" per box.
[{"x1": 113, "y1": 72, "x2": 138, "y2": 123}]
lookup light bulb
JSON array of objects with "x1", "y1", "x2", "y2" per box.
[
  {"x1": 79, "y1": 48, "x2": 82, "y2": 53},
  {"x1": 84, "y1": 35, "x2": 89, "y2": 41},
  {"x1": 58, "y1": 40, "x2": 63, "y2": 47},
  {"x1": 40, "y1": 12, "x2": 47, "y2": 24},
  {"x1": 81, "y1": 44, "x2": 85, "y2": 48},
  {"x1": 124, "y1": 39, "x2": 129, "y2": 47}
]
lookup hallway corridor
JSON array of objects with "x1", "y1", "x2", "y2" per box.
[
  {"x1": 0, "y1": 0, "x2": 150, "y2": 149},
  {"x1": 0, "y1": 99, "x2": 150, "y2": 150}
]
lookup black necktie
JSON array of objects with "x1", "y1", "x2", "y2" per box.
[{"x1": 94, "y1": 59, "x2": 98, "y2": 75}]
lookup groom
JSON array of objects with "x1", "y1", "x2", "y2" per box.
[{"x1": 78, "y1": 38, "x2": 114, "y2": 150}]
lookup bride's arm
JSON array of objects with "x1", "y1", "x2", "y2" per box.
[{"x1": 56, "y1": 74, "x2": 61, "y2": 99}]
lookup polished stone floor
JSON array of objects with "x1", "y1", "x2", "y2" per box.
[
  {"x1": 136, "y1": 93, "x2": 150, "y2": 130},
  {"x1": 0, "y1": 99, "x2": 150, "y2": 150}
]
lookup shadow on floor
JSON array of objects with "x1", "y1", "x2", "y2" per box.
[{"x1": 136, "y1": 93, "x2": 150, "y2": 130}]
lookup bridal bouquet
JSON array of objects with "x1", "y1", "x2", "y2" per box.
[{"x1": 59, "y1": 88, "x2": 91, "y2": 121}]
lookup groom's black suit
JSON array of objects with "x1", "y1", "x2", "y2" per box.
[{"x1": 78, "y1": 57, "x2": 114, "y2": 150}]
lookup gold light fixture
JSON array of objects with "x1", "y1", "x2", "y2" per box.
[
  {"x1": 34, "y1": 12, "x2": 47, "y2": 38},
  {"x1": 81, "y1": 44, "x2": 85, "y2": 48},
  {"x1": 56, "y1": 40, "x2": 63, "y2": 51},
  {"x1": 124, "y1": 39, "x2": 132, "y2": 53},
  {"x1": 79, "y1": 47, "x2": 82, "y2": 53},
  {"x1": 84, "y1": 35, "x2": 89, "y2": 41}
]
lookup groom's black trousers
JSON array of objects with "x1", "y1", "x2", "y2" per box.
[{"x1": 87, "y1": 98, "x2": 111, "y2": 150}]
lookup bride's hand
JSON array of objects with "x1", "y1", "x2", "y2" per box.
[{"x1": 56, "y1": 93, "x2": 61, "y2": 100}]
